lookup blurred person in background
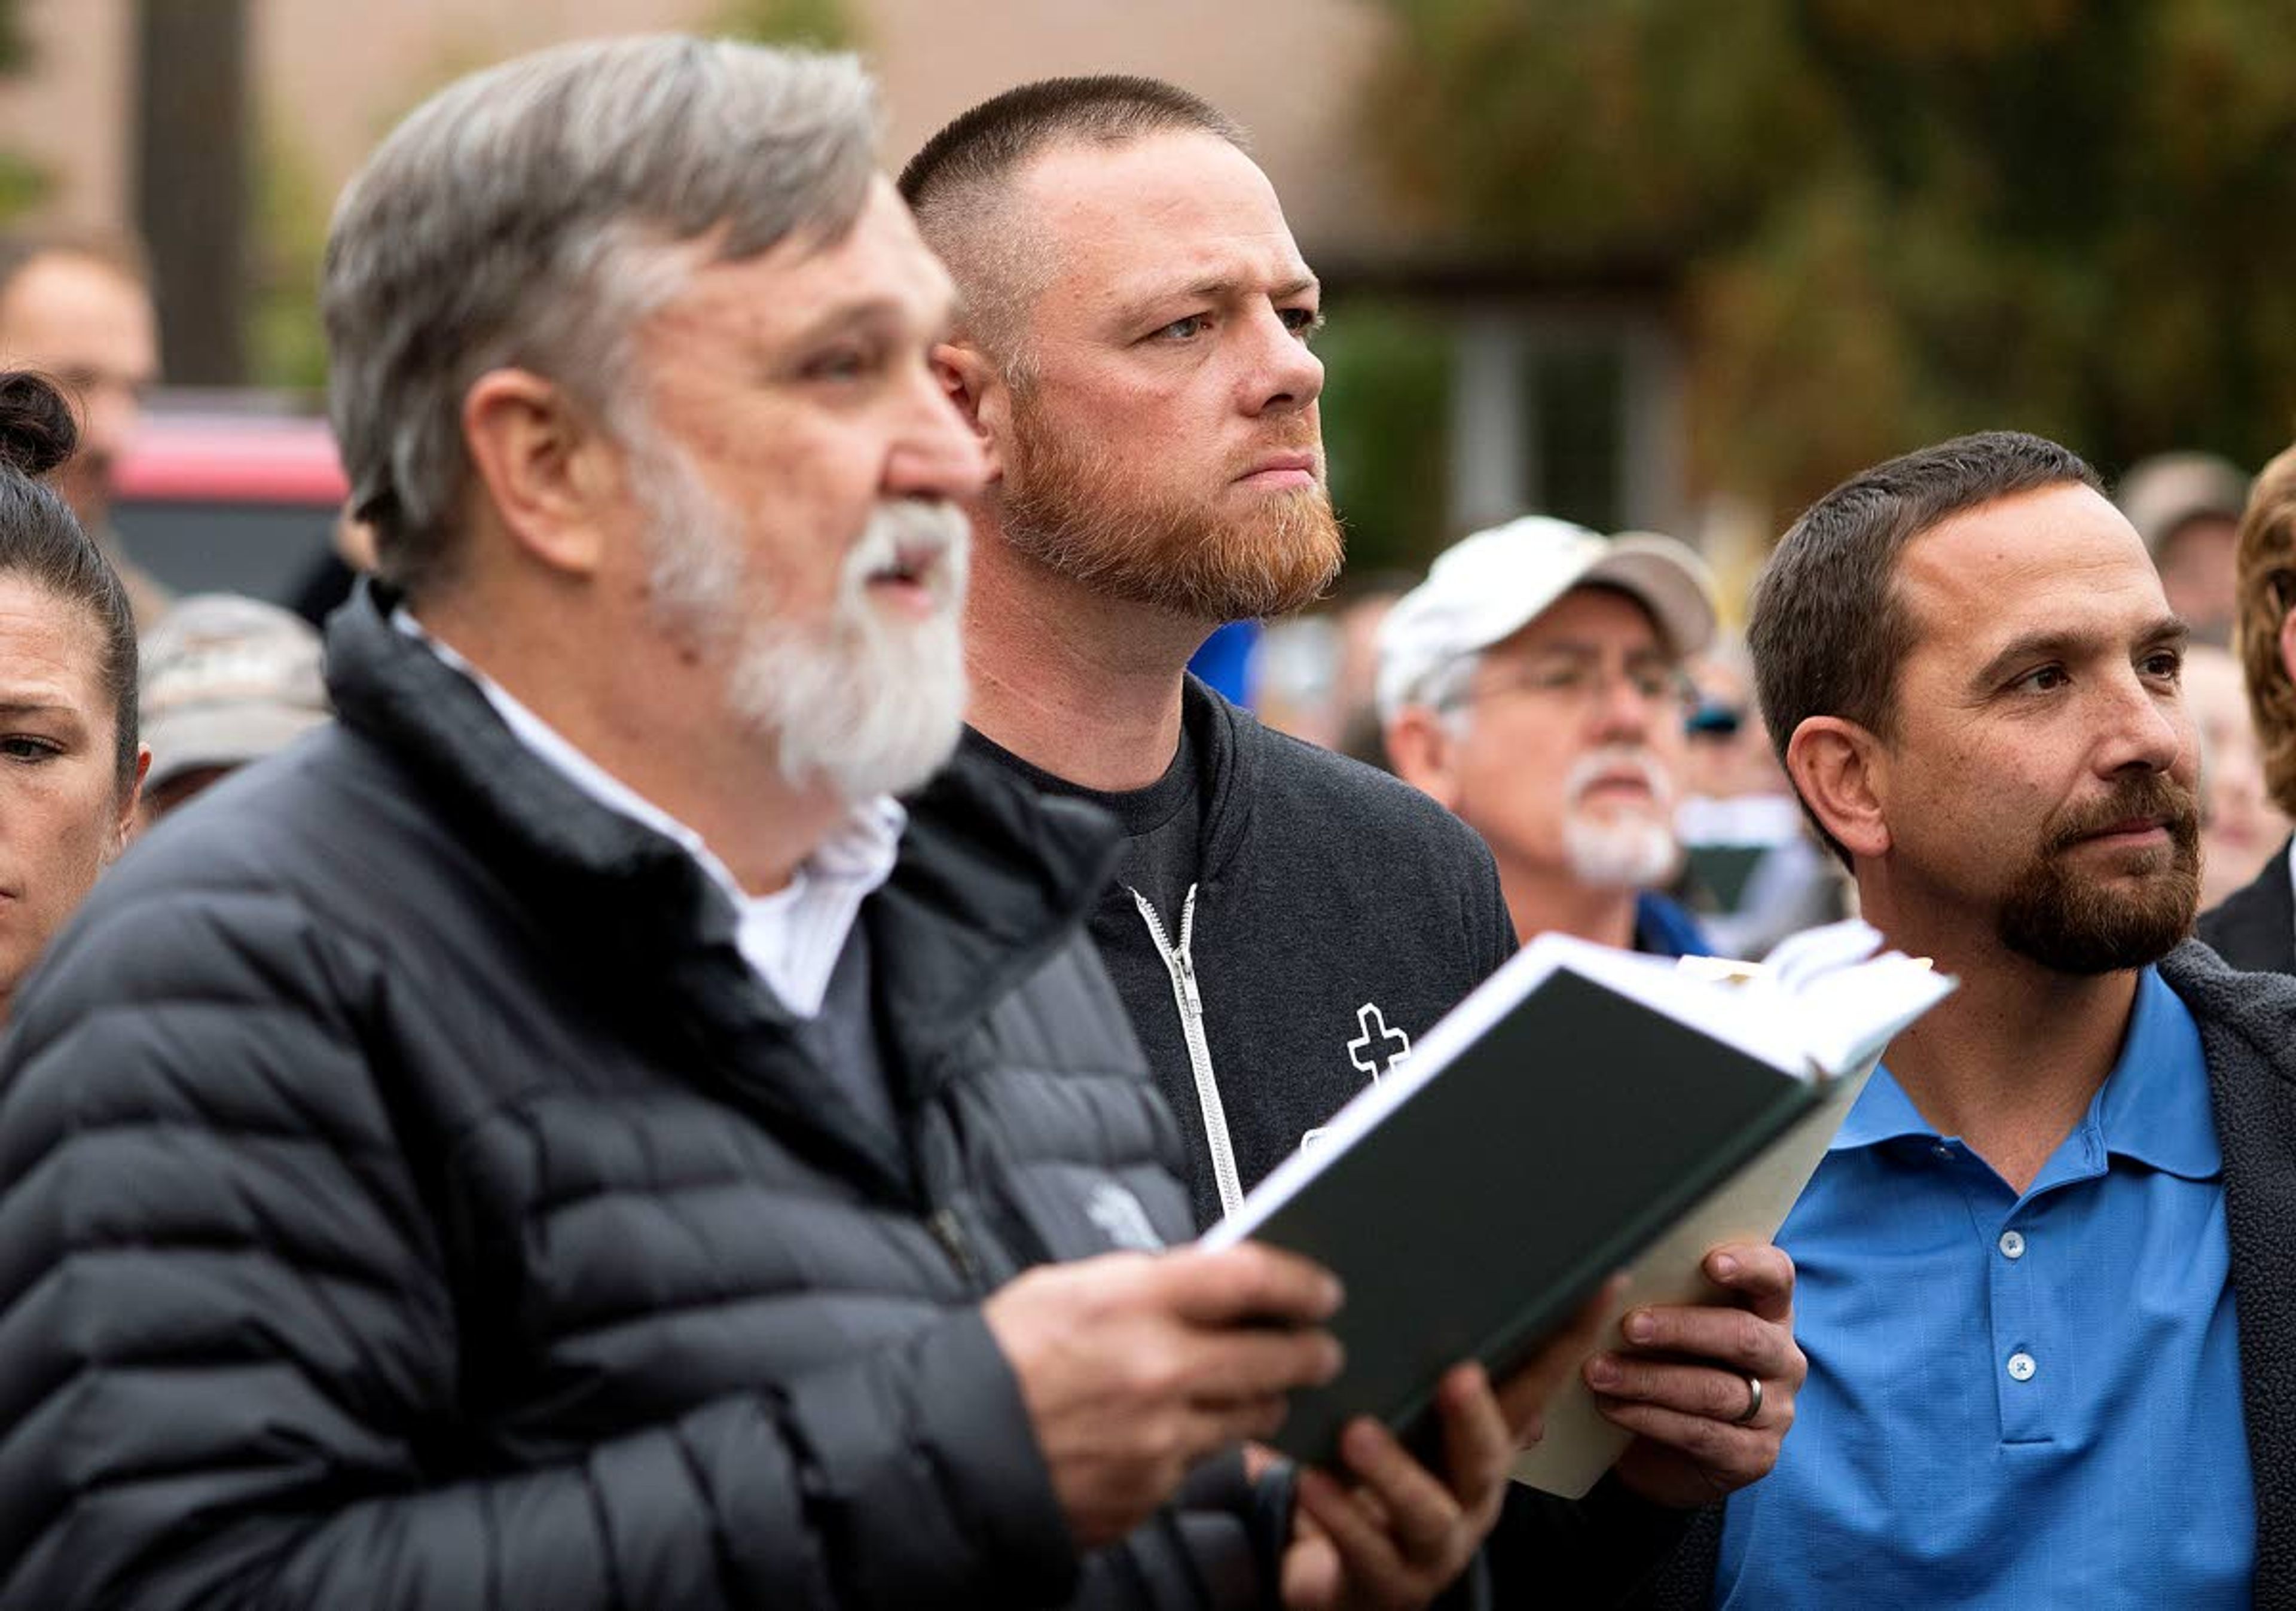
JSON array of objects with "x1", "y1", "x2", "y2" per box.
[
  {"x1": 906, "y1": 76, "x2": 1804, "y2": 1594},
  {"x1": 0, "y1": 38, "x2": 1560, "y2": 1611},
  {"x1": 1675, "y1": 645, "x2": 1849, "y2": 960},
  {"x1": 2182, "y1": 643, "x2": 2287, "y2": 914},
  {"x1": 285, "y1": 502, "x2": 381, "y2": 627},
  {"x1": 0, "y1": 227, "x2": 168, "y2": 627},
  {"x1": 133, "y1": 592, "x2": 331, "y2": 830},
  {"x1": 1667, "y1": 429, "x2": 2296, "y2": 1609},
  {"x1": 0, "y1": 371, "x2": 145, "y2": 1030},
  {"x1": 1675, "y1": 646, "x2": 1791, "y2": 843},
  {"x1": 1256, "y1": 572, "x2": 1415, "y2": 767},
  {"x1": 2199, "y1": 442, "x2": 2296, "y2": 970},
  {"x1": 2117, "y1": 449, "x2": 2249, "y2": 648},
  {"x1": 1376, "y1": 517, "x2": 1717, "y2": 957}
]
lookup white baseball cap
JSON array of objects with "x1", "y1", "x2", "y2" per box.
[
  {"x1": 2115, "y1": 451, "x2": 2250, "y2": 557},
  {"x1": 139, "y1": 593, "x2": 331, "y2": 792},
  {"x1": 1375, "y1": 515, "x2": 1718, "y2": 721}
]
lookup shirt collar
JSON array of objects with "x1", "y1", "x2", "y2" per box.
[
  {"x1": 389, "y1": 608, "x2": 905, "y2": 908},
  {"x1": 2093, "y1": 963, "x2": 2219, "y2": 1179},
  {"x1": 1828, "y1": 965, "x2": 2219, "y2": 1180},
  {"x1": 1828, "y1": 1060, "x2": 1936, "y2": 1151}
]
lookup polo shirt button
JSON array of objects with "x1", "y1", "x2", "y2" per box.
[
  {"x1": 2007, "y1": 1351, "x2": 2037, "y2": 1381},
  {"x1": 1999, "y1": 1230, "x2": 2026, "y2": 1259}
]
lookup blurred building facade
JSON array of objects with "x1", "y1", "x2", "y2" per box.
[{"x1": 0, "y1": 0, "x2": 1687, "y2": 553}]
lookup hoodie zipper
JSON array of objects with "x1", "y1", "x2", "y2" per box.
[{"x1": 1129, "y1": 883, "x2": 1244, "y2": 1218}]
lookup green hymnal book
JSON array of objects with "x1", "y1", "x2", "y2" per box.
[{"x1": 1201, "y1": 920, "x2": 1952, "y2": 1478}]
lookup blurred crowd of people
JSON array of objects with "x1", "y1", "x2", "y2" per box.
[
  {"x1": 1255, "y1": 440, "x2": 2288, "y2": 977},
  {"x1": 0, "y1": 28, "x2": 2282, "y2": 1611}
]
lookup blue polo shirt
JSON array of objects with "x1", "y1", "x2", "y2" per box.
[{"x1": 1715, "y1": 966, "x2": 2252, "y2": 1607}]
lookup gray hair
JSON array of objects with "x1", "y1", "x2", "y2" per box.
[
  {"x1": 1408, "y1": 651, "x2": 1485, "y2": 735},
  {"x1": 322, "y1": 35, "x2": 879, "y2": 598}
]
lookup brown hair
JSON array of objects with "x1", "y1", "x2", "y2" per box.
[
  {"x1": 1749, "y1": 429, "x2": 2101, "y2": 863},
  {"x1": 0, "y1": 371, "x2": 138, "y2": 792},
  {"x1": 2233, "y1": 442, "x2": 2296, "y2": 816}
]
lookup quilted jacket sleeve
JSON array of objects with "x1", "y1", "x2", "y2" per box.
[{"x1": 0, "y1": 886, "x2": 1080, "y2": 1611}]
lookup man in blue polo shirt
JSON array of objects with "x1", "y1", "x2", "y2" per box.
[{"x1": 1631, "y1": 429, "x2": 2296, "y2": 1607}]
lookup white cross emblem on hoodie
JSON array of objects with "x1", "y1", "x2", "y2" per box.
[{"x1": 1347, "y1": 1002, "x2": 1412, "y2": 1082}]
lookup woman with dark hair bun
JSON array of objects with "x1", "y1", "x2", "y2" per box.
[{"x1": 0, "y1": 370, "x2": 146, "y2": 1026}]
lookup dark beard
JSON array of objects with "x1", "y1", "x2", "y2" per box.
[
  {"x1": 1996, "y1": 772, "x2": 2201, "y2": 974},
  {"x1": 996, "y1": 386, "x2": 1345, "y2": 622}
]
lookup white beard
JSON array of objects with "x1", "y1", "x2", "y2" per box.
[
  {"x1": 631, "y1": 437, "x2": 971, "y2": 804},
  {"x1": 1559, "y1": 746, "x2": 1681, "y2": 890}
]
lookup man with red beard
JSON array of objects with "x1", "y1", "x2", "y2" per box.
[
  {"x1": 0, "y1": 39, "x2": 1604, "y2": 1611},
  {"x1": 1647, "y1": 430, "x2": 2296, "y2": 1607},
  {"x1": 902, "y1": 75, "x2": 1806, "y2": 1600},
  {"x1": 1376, "y1": 517, "x2": 1719, "y2": 957}
]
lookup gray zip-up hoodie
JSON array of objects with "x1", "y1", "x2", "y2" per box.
[
  {"x1": 972, "y1": 676, "x2": 1699, "y2": 1607},
  {"x1": 975, "y1": 676, "x2": 1518, "y2": 1228}
]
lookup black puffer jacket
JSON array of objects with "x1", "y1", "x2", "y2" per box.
[{"x1": 0, "y1": 587, "x2": 1290, "y2": 1610}]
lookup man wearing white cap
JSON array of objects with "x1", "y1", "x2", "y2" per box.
[
  {"x1": 1378, "y1": 517, "x2": 1718, "y2": 956},
  {"x1": 135, "y1": 593, "x2": 332, "y2": 829},
  {"x1": 2117, "y1": 450, "x2": 2250, "y2": 647}
]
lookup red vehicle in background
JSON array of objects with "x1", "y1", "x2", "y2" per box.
[{"x1": 111, "y1": 396, "x2": 350, "y2": 614}]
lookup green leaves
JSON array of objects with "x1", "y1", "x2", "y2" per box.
[{"x1": 1363, "y1": 0, "x2": 2296, "y2": 515}]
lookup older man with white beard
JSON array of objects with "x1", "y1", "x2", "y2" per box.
[
  {"x1": 1379, "y1": 517, "x2": 1720, "y2": 957},
  {"x1": 0, "y1": 38, "x2": 1605, "y2": 1611}
]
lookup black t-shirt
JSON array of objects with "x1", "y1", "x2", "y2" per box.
[
  {"x1": 966, "y1": 680, "x2": 1517, "y2": 1228},
  {"x1": 965, "y1": 700, "x2": 1210, "y2": 936}
]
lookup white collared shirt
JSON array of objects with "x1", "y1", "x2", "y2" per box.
[{"x1": 393, "y1": 610, "x2": 903, "y2": 1018}]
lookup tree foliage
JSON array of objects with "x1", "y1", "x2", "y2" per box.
[
  {"x1": 0, "y1": 2, "x2": 49, "y2": 220},
  {"x1": 249, "y1": 114, "x2": 331, "y2": 390},
  {"x1": 712, "y1": 0, "x2": 858, "y2": 51},
  {"x1": 1363, "y1": 0, "x2": 2296, "y2": 515},
  {"x1": 1318, "y1": 295, "x2": 1455, "y2": 572}
]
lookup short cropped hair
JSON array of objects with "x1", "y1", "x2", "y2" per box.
[
  {"x1": 322, "y1": 35, "x2": 877, "y2": 599},
  {"x1": 897, "y1": 76, "x2": 1245, "y2": 371},
  {"x1": 2233, "y1": 442, "x2": 2296, "y2": 816},
  {"x1": 1748, "y1": 430, "x2": 2101, "y2": 863}
]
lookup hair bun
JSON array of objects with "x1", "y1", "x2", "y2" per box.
[{"x1": 0, "y1": 371, "x2": 78, "y2": 480}]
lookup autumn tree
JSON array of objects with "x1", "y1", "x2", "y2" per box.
[{"x1": 1363, "y1": 0, "x2": 2296, "y2": 518}]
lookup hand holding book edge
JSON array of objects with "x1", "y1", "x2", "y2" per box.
[
  {"x1": 1583, "y1": 1240, "x2": 1804, "y2": 1509},
  {"x1": 1278, "y1": 1278, "x2": 1623, "y2": 1610}
]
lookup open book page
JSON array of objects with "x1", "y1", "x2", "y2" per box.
[
  {"x1": 1750, "y1": 922, "x2": 1950, "y2": 1075},
  {"x1": 1510, "y1": 922, "x2": 1951, "y2": 1496}
]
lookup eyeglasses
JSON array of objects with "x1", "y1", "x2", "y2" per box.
[{"x1": 1449, "y1": 655, "x2": 1697, "y2": 715}]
